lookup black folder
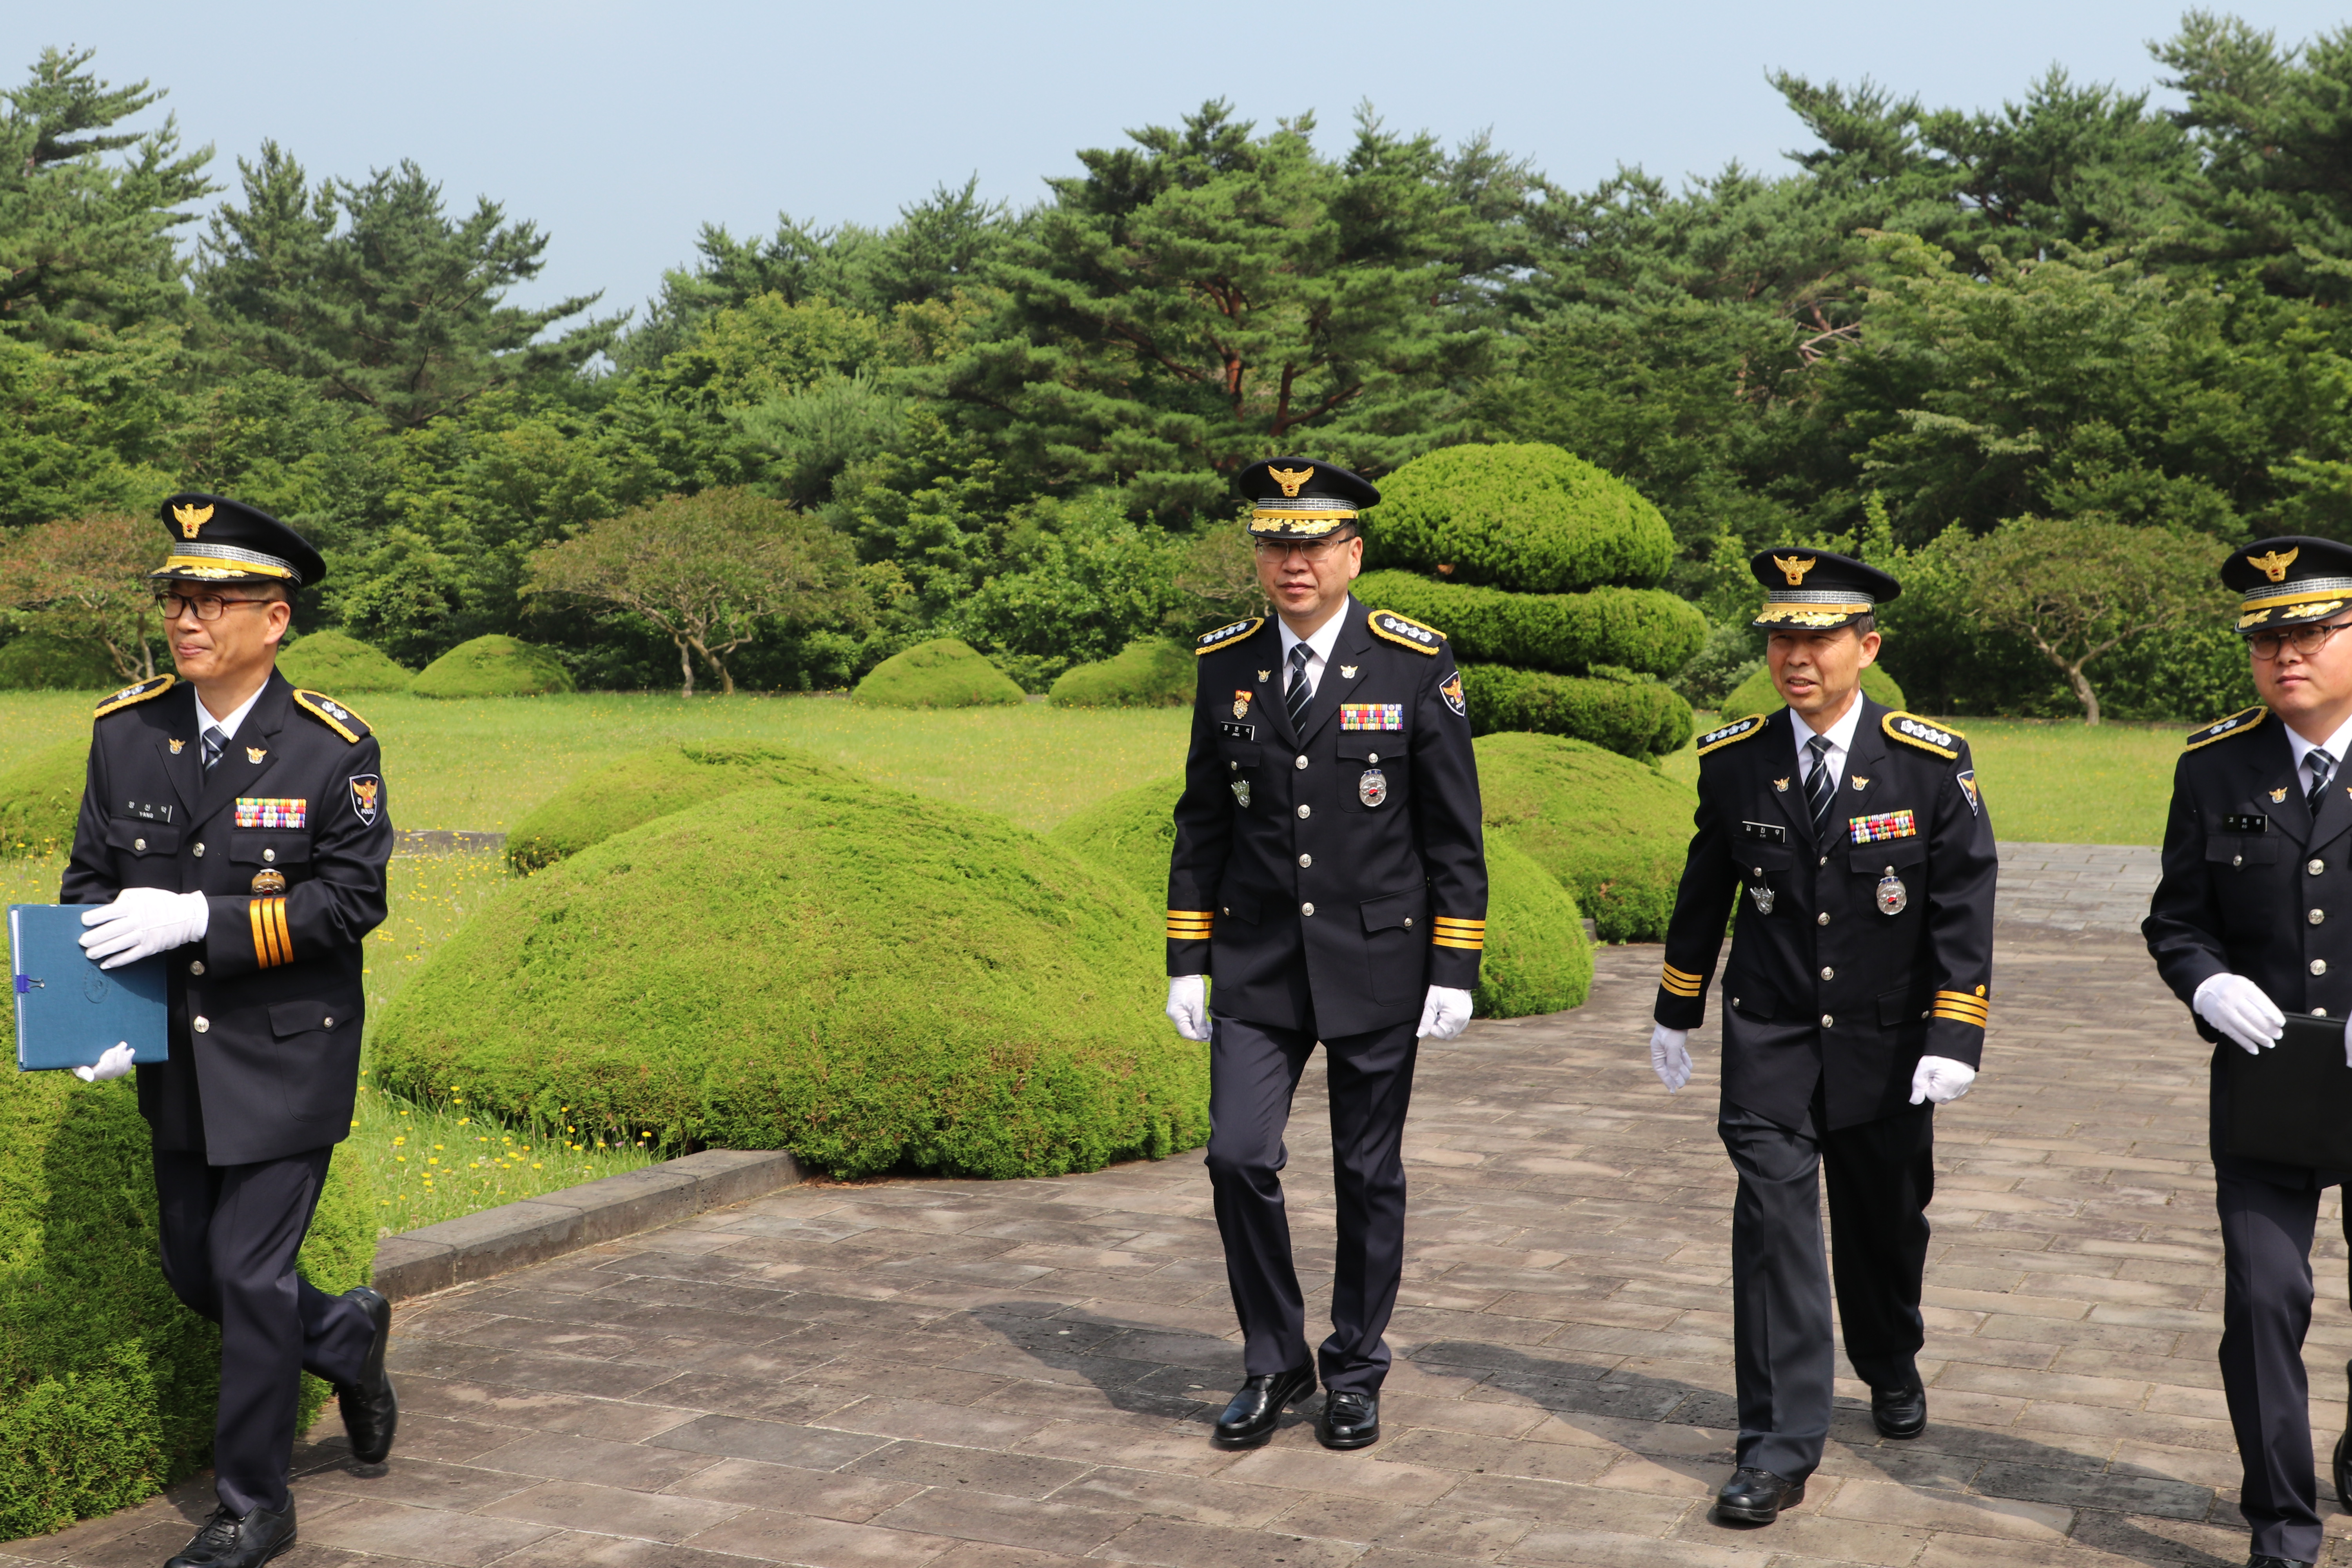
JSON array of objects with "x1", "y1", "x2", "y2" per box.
[{"x1": 2224, "y1": 1012, "x2": 2352, "y2": 1169}]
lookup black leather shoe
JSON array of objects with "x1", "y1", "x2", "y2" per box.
[
  {"x1": 1714, "y1": 1466, "x2": 1805, "y2": 1525},
  {"x1": 1212, "y1": 1364, "x2": 1315, "y2": 1449},
  {"x1": 336, "y1": 1285, "x2": 397, "y2": 1466},
  {"x1": 1871, "y1": 1379, "x2": 1927, "y2": 1439},
  {"x1": 1316, "y1": 1390, "x2": 1380, "y2": 1450},
  {"x1": 165, "y1": 1503, "x2": 296, "y2": 1567},
  {"x1": 2248, "y1": 1555, "x2": 2314, "y2": 1566}
]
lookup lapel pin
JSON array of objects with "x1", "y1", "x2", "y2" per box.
[
  {"x1": 246, "y1": 746, "x2": 266, "y2": 764},
  {"x1": 1851, "y1": 775, "x2": 1869, "y2": 791},
  {"x1": 2272, "y1": 786, "x2": 2290, "y2": 802},
  {"x1": 1773, "y1": 777, "x2": 1791, "y2": 792},
  {"x1": 1257, "y1": 670, "x2": 1270, "y2": 683},
  {"x1": 1340, "y1": 664, "x2": 1358, "y2": 679},
  {"x1": 169, "y1": 738, "x2": 185, "y2": 754}
]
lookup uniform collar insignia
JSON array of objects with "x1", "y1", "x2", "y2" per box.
[
  {"x1": 1773, "y1": 777, "x2": 1790, "y2": 791},
  {"x1": 2272, "y1": 786, "x2": 2290, "y2": 802},
  {"x1": 169, "y1": 738, "x2": 185, "y2": 754},
  {"x1": 1340, "y1": 664, "x2": 1358, "y2": 679},
  {"x1": 1258, "y1": 670, "x2": 1270, "y2": 682},
  {"x1": 245, "y1": 746, "x2": 266, "y2": 764},
  {"x1": 1851, "y1": 775, "x2": 1869, "y2": 790}
]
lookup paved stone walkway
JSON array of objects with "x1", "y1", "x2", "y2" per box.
[
  {"x1": 1995, "y1": 844, "x2": 2162, "y2": 937},
  {"x1": 13, "y1": 893, "x2": 2351, "y2": 1566}
]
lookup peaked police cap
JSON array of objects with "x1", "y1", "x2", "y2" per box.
[
  {"x1": 151, "y1": 493, "x2": 326, "y2": 590},
  {"x1": 1748, "y1": 548, "x2": 1900, "y2": 631},
  {"x1": 1234, "y1": 456, "x2": 1380, "y2": 540},
  {"x1": 2221, "y1": 535, "x2": 2352, "y2": 633}
]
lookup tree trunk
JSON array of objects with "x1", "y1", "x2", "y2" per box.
[
  {"x1": 687, "y1": 635, "x2": 733, "y2": 696},
  {"x1": 2064, "y1": 659, "x2": 2101, "y2": 726},
  {"x1": 673, "y1": 636, "x2": 695, "y2": 698}
]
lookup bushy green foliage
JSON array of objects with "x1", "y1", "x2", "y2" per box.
[
  {"x1": 1475, "y1": 731, "x2": 1696, "y2": 943},
  {"x1": 1720, "y1": 661, "x2": 1907, "y2": 720},
  {"x1": 0, "y1": 737, "x2": 88, "y2": 858},
  {"x1": 370, "y1": 783, "x2": 1206, "y2": 1180},
  {"x1": 503, "y1": 741, "x2": 863, "y2": 873},
  {"x1": 0, "y1": 637, "x2": 116, "y2": 692},
  {"x1": 1048, "y1": 639, "x2": 1193, "y2": 708},
  {"x1": 408, "y1": 635, "x2": 574, "y2": 699},
  {"x1": 1461, "y1": 666, "x2": 1695, "y2": 759},
  {"x1": 0, "y1": 1073, "x2": 372, "y2": 1538},
  {"x1": 275, "y1": 631, "x2": 412, "y2": 694},
  {"x1": 855, "y1": 637, "x2": 1024, "y2": 708},
  {"x1": 1367, "y1": 444, "x2": 1676, "y2": 593},
  {"x1": 1353, "y1": 571, "x2": 1704, "y2": 678}
]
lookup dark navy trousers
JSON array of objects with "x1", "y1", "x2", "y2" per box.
[{"x1": 1205, "y1": 1010, "x2": 1418, "y2": 1396}]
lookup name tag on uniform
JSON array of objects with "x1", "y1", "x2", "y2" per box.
[
  {"x1": 2225, "y1": 814, "x2": 2270, "y2": 833},
  {"x1": 1340, "y1": 703, "x2": 1404, "y2": 731},
  {"x1": 1850, "y1": 810, "x2": 1917, "y2": 844},
  {"x1": 234, "y1": 797, "x2": 307, "y2": 829},
  {"x1": 1219, "y1": 722, "x2": 1256, "y2": 742},
  {"x1": 121, "y1": 799, "x2": 172, "y2": 823},
  {"x1": 1739, "y1": 820, "x2": 1787, "y2": 844}
]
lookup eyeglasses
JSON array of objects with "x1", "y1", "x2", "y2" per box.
[
  {"x1": 2248, "y1": 619, "x2": 2352, "y2": 660},
  {"x1": 1252, "y1": 538, "x2": 1352, "y2": 564},
  {"x1": 154, "y1": 593, "x2": 275, "y2": 622}
]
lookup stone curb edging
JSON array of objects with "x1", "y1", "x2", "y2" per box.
[{"x1": 370, "y1": 1147, "x2": 809, "y2": 1301}]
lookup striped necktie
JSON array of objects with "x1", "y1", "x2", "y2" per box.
[
  {"x1": 202, "y1": 725, "x2": 227, "y2": 772},
  {"x1": 1285, "y1": 642, "x2": 1313, "y2": 731},
  {"x1": 2309, "y1": 747, "x2": 2336, "y2": 816},
  {"x1": 1806, "y1": 734, "x2": 1837, "y2": 842}
]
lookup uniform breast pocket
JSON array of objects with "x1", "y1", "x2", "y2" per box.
[
  {"x1": 1218, "y1": 744, "x2": 1263, "y2": 812},
  {"x1": 268, "y1": 1001, "x2": 352, "y2": 1123},
  {"x1": 1848, "y1": 835, "x2": 1928, "y2": 876},
  {"x1": 2207, "y1": 836, "x2": 2280, "y2": 870},
  {"x1": 231, "y1": 831, "x2": 313, "y2": 868},
  {"x1": 1336, "y1": 736, "x2": 1406, "y2": 812},
  {"x1": 104, "y1": 819, "x2": 180, "y2": 857},
  {"x1": 1360, "y1": 886, "x2": 1429, "y2": 1004}
]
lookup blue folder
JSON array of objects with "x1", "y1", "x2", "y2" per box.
[{"x1": 11, "y1": 904, "x2": 169, "y2": 1072}]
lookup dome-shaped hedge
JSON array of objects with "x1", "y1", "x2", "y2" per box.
[
  {"x1": 410, "y1": 635, "x2": 574, "y2": 698},
  {"x1": 1459, "y1": 667, "x2": 1695, "y2": 759},
  {"x1": 856, "y1": 638, "x2": 1025, "y2": 708},
  {"x1": 276, "y1": 631, "x2": 413, "y2": 693},
  {"x1": 0, "y1": 636, "x2": 115, "y2": 691},
  {"x1": 1719, "y1": 661, "x2": 1907, "y2": 720},
  {"x1": 1476, "y1": 731, "x2": 1697, "y2": 943},
  {"x1": 1048, "y1": 638, "x2": 1192, "y2": 708},
  {"x1": 1354, "y1": 572, "x2": 1705, "y2": 678},
  {"x1": 370, "y1": 781, "x2": 1206, "y2": 1180},
  {"x1": 1368, "y1": 443, "x2": 1675, "y2": 593},
  {"x1": 1048, "y1": 773, "x2": 1591, "y2": 1018},
  {"x1": 0, "y1": 1072, "x2": 371, "y2": 1536},
  {"x1": 503, "y1": 741, "x2": 863, "y2": 873},
  {"x1": 0, "y1": 737, "x2": 90, "y2": 859}
]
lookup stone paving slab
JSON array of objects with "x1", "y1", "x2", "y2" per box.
[
  {"x1": 17, "y1": 916, "x2": 2352, "y2": 1567},
  {"x1": 1996, "y1": 843, "x2": 2162, "y2": 936}
]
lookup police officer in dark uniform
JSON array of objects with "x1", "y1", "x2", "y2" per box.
[
  {"x1": 65, "y1": 494, "x2": 398, "y2": 1568},
  {"x1": 1649, "y1": 550, "x2": 1998, "y2": 1526},
  {"x1": 1163, "y1": 457, "x2": 1487, "y2": 1453},
  {"x1": 2144, "y1": 536, "x2": 2352, "y2": 1568}
]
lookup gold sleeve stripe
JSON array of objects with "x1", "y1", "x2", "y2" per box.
[
  {"x1": 1431, "y1": 918, "x2": 1486, "y2": 933},
  {"x1": 1660, "y1": 968, "x2": 1704, "y2": 998},
  {"x1": 1167, "y1": 909, "x2": 1215, "y2": 940},
  {"x1": 271, "y1": 898, "x2": 293, "y2": 966},
  {"x1": 1932, "y1": 989, "x2": 1988, "y2": 1025},
  {"x1": 251, "y1": 897, "x2": 292, "y2": 969},
  {"x1": 1431, "y1": 931, "x2": 1484, "y2": 950}
]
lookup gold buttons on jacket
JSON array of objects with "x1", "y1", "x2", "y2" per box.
[
  {"x1": 1295, "y1": 755, "x2": 1308, "y2": 770},
  {"x1": 133, "y1": 837, "x2": 145, "y2": 851},
  {"x1": 2313, "y1": 859, "x2": 2328, "y2": 875},
  {"x1": 1296, "y1": 804, "x2": 1311, "y2": 819},
  {"x1": 192, "y1": 1016, "x2": 209, "y2": 1033},
  {"x1": 1302, "y1": 902, "x2": 1316, "y2": 916},
  {"x1": 2314, "y1": 959, "x2": 2329, "y2": 976},
  {"x1": 188, "y1": 961, "x2": 203, "y2": 976},
  {"x1": 1298, "y1": 854, "x2": 1312, "y2": 868}
]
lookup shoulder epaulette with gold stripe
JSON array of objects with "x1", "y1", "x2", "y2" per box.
[
  {"x1": 1661, "y1": 961, "x2": 1705, "y2": 998},
  {"x1": 1695, "y1": 715, "x2": 1765, "y2": 757},
  {"x1": 1430, "y1": 915, "x2": 1484, "y2": 951},
  {"x1": 1884, "y1": 711, "x2": 1964, "y2": 760},
  {"x1": 1368, "y1": 610, "x2": 1445, "y2": 655},
  {"x1": 94, "y1": 673, "x2": 176, "y2": 718},
  {"x1": 1195, "y1": 618, "x2": 1265, "y2": 656},
  {"x1": 1931, "y1": 986, "x2": 1989, "y2": 1027},
  {"x1": 2185, "y1": 705, "x2": 2267, "y2": 751},
  {"x1": 1167, "y1": 909, "x2": 1214, "y2": 941},
  {"x1": 292, "y1": 689, "x2": 370, "y2": 743}
]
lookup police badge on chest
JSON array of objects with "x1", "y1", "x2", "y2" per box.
[{"x1": 1358, "y1": 768, "x2": 1387, "y2": 808}]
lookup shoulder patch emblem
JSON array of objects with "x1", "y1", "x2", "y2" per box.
[
  {"x1": 1884, "y1": 711, "x2": 1964, "y2": 760},
  {"x1": 94, "y1": 673, "x2": 177, "y2": 719},
  {"x1": 1695, "y1": 714, "x2": 1766, "y2": 757},
  {"x1": 2185, "y1": 704, "x2": 2267, "y2": 751},
  {"x1": 1195, "y1": 617, "x2": 1266, "y2": 656},
  {"x1": 1368, "y1": 610, "x2": 1445, "y2": 655},
  {"x1": 292, "y1": 689, "x2": 370, "y2": 744}
]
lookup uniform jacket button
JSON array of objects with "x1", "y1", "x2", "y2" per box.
[
  {"x1": 1301, "y1": 902, "x2": 1316, "y2": 916},
  {"x1": 189, "y1": 960, "x2": 204, "y2": 976},
  {"x1": 2313, "y1": 858, "x2": 2328, "y2": 875},
  {"x1": 2233, "y1": 854, "x2": 2243, "y2": 867},
  {"x1": 1821, "y1": 1014, "x2": 1834, "y2": 1028},
  {"x1": 1295, "y1": 755, "x2": 1308, "y2": 770},
  {"x1": 1367, "y1": 751, "x2": 1379, "y2": 764},
  {"x1": 1817, "y1": 911, "x2": 1830, "y2": 926},
  {"x1": 133, "y1": 837, "x2": 145, "y2": 851},
  {"x1": 1403, "y1": 917, "x2": 1413, "y2": 927},
  {"x1": 1296, "y1": 804, "x2": 1311, "y2": 819},
  {"x1": 1298, "y1": 853, "x2": 1312, "y2": 867},
  {"x1": 193, "y1": 842, "x2": 205, "y2": 858},
  {"x1": 2314, "y1": 959, "x2": 2329, "y2": 976},
  {"x1": 2318, "y1": 1007, "x2": 2332, "y2": 1018},
  {"x1": 1820, "y1": 966, "x2": 1834, "y2": 980},
  {"x1": 192, "y1": 1016, "x2": 209, "y2": 1033},
  {"x1": 2312, "y1": 908, "x2": 2327, "y2": 925},
  {"x1": 1818, "y1": 855, "x2": 1827, "y2": 867},
  {"x1": 323, "y1": 1016, "x2": 333, "y2": 1028},
  {"x1": 263, "y1": 848, "x2": 276, "y2": 863}
]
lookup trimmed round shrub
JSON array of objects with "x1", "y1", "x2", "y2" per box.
[
  {"x1": 0, "y1": 738, "x2": 89, "y2": 859},
  {"x1": 276, "y1": 630, "x2": 413, "y2": 694},
  {"x1": 1354, "y1": 571, "x2": 1705, "y2": 678},
  {"x1": 410, "y1": 635, "x2": 575, "y2": 699},
  {"x1": 1049, "y1": 773, "x2": 1587, "y2": 1019},
  {"x1": 1460, "y1": 666, "x2": 1695, "y2": 759},
  {"x1": 0, "y1": 637, "x2": 115, "y2": 692},
  {"x1": 1366, "y1": 443, "x2": 1675, "y2": 593},
  {"x1": 1049, "y1": 638, "x2": 1193, "y2": 708},
  {"x1": 1476, "y1": 731, "x2": 1697, "y2": 944},
  {"x1": 504, "y1": 741, "x2": 863, "y2": 873},
  {"x1": 855, "y1": 638, "x2": 1024, "y2": 708},
  {"x1": 0, "y1": 1072, "x2": 372, "y2": 1537},
  {"x1": 370, "y1": 781, "x2": 1207, "y2": 1180},
  {"x1": 1720, "y1": 661, "x2": 1907, "y2": 720}
]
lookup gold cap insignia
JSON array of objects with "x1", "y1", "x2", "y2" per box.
[
  {"x1": 2249, "y1": 546, "x2": 2300, "y2": 583},
  {"x1": 1266, "y1": 465, "x2": 1314, "y2": 499},
  {"x1": 1772, "y1": 554, "x2": 1817, "y2": 586},
  {"x1": 172, "y1": 502, "x2": 214, "y2": 540}
]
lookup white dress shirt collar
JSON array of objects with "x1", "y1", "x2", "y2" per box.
[
  {"x1": 195, "y1": 679, "x2": 268, "y2": 741},
  {"x1": 2283, "y1": 711, "x2": 2352, "y2": 779},
  {"x1": 1277, "y1": 601, "x2": 1351, "y2": 698},
  {"x1": 1792, "y1": 690, "x2": 1868, "y2": 779}
]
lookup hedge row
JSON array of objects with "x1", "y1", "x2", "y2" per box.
[
  {"x1": 410, "y1": 635, "x2": 573, "y2": 698},
  {"x1": 1366, "y1": 443, "x2": 1675, "y2": 593},
  {"x1": 503, "y1": 742, "x2": 865, "y2": 873},
  {"x1": 1352, "y1": 571, "x2": 1705, "y2": 679},
  {"x1": 856, "y1": 637, "x2": 1025, "y2": 708},
  {"x1": 1459, "y1": 664, "x2": 1695, "y2": 760},
  {"x1": 1475, "y1": 731, "x2": 1695, "y2": 944},
  {"x1": 1719, "y1": 660, "x2": 1907, "y2": 720},
  {"x1": 1048, "y1": 638, "x2": 1193, "y2": 708},
  {"x1": 277, "y1": 631, "x2": 414, "y2": 694}
]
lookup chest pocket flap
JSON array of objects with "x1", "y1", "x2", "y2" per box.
[
  {"x1": 1361, "y1": 886, "x2": 1428, "y2": 933},
  {"x1": 104, "y1": 819, "x2": 180, "y2": 857},
  {"x1": 269, "y1": 1000, "x2": 346, "y2": 1037},
  {"x1": 2207, "y1": 836, "x2": 2281, "y2": 866},
  {"x1": 231, "y1": 830, "x2": 313, "y2": 866},
  {"x1": 1849, "y1": 834, "x2": 1929, "y2": 874}
]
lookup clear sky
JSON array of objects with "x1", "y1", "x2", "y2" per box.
[{"x1": 46, "y1": 1, "x2": 2352, "y2": 327}]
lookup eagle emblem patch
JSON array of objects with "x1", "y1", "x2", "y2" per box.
[{"x1": 349, "y1": 774, "x2": 382, "y2": 826}]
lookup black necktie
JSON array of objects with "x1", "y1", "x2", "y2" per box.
[
  {"x1": 1286, "y1": 642, "x2": 1313, "y2": 731},
  {"x1": 1806, "y1": 734, "x2": 1837, "y2": 842},
  {"x1": 2310, "y1": 747, "x2": 2336, "y2": 815},
  {"x1": 202, "y1": 724, "x2": 226, "y2": 773}
]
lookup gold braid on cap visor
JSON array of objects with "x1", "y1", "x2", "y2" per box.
[
  {"x1": 1249, "y1": 496, "x2": 1357, "y2": 537},
  {"x1": 153, "y1": 541, "x2": 301, "y2": 583},
  {"x1": 2237, "y1": 575, "x2": 2352, "y2": 630},
  {"x1": 1753, "y1": 586, "x2": 1874, "y2": 627}
]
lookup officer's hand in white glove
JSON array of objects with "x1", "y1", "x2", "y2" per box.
[
  {"x1": 1649, "y1": 1025, "x2": 1691, "y2": 1093},
  {"x1": 1417, "y1": 986, "x2": 1473, "y2": 1040},
  {"x1": 2193, "y1": 972, "x2": 2286, "y2": 1056},
  {"x1": 74, "y1": 1042, "x2": 135, "y2": 1083},
  {"x1": 1165, "y1": 975, "x2": 1210, "y2": 1041},
  {"x1": 79, "y1": 887, "x2": 209, "y2": 970},
  {"x1": 1909, "y1": 1054, "x2": 1976, "y2": 1105}
]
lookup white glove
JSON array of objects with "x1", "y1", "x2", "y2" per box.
[
  {"x1": 1909, "y1": 1054, "x2": 1976, "y2": 1104},
  {"x1": 1417, "y1": 985, "x2": 1473, "y2": 1040},
  {"x1": 1165, "y1": 975, "x2": 1210, "y2": 1041},
  {"x1": 74, "y1": 1042, "x2": 135, "y2": 1083},
  {"x1": 1650, "y1": 1025, "x2": 1692, "y2": 1093},
  {"x1": 79, "y1": 887, "x2": 209, "y2": 970},
  {"x1": 2193, "y1": 972, "x2": 2286, "y2": 1056}
]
